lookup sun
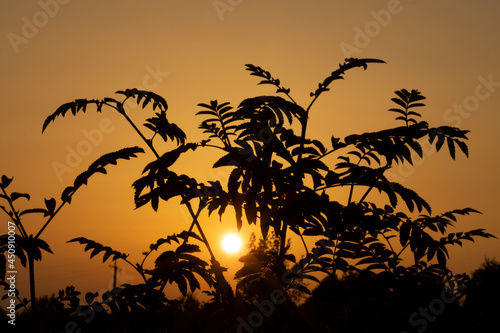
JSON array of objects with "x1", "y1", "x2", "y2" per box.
[{"x1": 222, "y1": 234, "x2": 242, "y2": 253}]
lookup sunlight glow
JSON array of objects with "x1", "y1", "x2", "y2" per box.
[{"x1": 222, "y1": 234, "x2": 242, "y2": 253}]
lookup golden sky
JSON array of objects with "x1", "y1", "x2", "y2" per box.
[{"x1": 1, "y1": 0, "x2": 500, "y2": 302}]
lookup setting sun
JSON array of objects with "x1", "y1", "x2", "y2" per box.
[{"x1": 222, "y1": 234, "x2": 242, "y2": 253}]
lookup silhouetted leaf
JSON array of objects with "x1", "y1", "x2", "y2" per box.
[
  {"x1": 197, "y1": 100, "x2": 238, "y2": 148},
  {"x1": 148, "y1": 232, "x2": 202, "y2": 251},
  {"x1": 10, "y1": 192, "x2": 30, "y2": 202},
  {"x1": 400, "y1": 222, "x2": 411, "y2": 247},
  {"x1": 144, "y1": 110, "x2": 186, "y2": 145},
  {"x1": 311, "y1": 140, "x2": 326, "y2": 155},
  {"x1": 235, "y1": 96, "x2": 306, "y2": 133},
  {"x1": 45, "y1": 198, "x2": 56, "y2": 216},
  {"x1": 42, "y1": 99, "x2": 103, "y2": 132},
  {"x1": 0, "y1": 234, "x2": 27, "y2": 267},
  {"x1": 455, "y1": 140, "x2": 469, "y2": 157},
  {"x1": 245, "y1": 64, "x2": 292, "y2": 96},
  {"x1": 68, "y1": 237, "x2": 128, "y2": 262},
  {"x1": 391, "y1": 182, "x2": 431, "y2": 213},
  {"x1": 389, "y1": 89, "x2": 426, "y2": 126},
  {"x1": 62, "y1": 147, "x2": 144, "y2": 203},
  {"x1": 19, "y1": 208, "x2": 48, "y2": 217},
  {"x1": 116, "y1": 89, "x2": 168, "y2": 112},
  {"x1": 391, "y1": 98, "x2": 407, "y2": 109},
  {"x1": 311, "y1": 58, "x2": 385, "y2": 98},
  {"x1": 14, "y1": 236, "x2": 53, "y2": 262},
  {"x1": 0, "y1": 176, "x2": 13, "y2": 189},
  {"x1": 447, "y1": 137, "x2": 456, "y2": 159}
]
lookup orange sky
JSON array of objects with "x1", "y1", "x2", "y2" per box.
[{"x1": 1, "y1": 0, "x2": 500, "y2": 303}]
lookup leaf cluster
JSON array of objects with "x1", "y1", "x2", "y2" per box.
[
  {"x1": 67, "y1": 231, "x2": 216, "y2": 299},
  {"x1": 19, "y1": 58, "x2": 496, "y2": 329},
  {"x1": 389, "y1": 89, "x2": 426, "y2": 126}
]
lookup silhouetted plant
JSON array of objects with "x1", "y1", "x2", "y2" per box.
[
  {"x1": 35, "y1": 58, "x2": 495, "y2": 332},
  {"x1": 41, "y1": 88, "x2": 236, "y2": 326},
  {"x1": 39, "y1": 233, "x2": 217, "y2": 332},
  {"x1": 0, "y1": 147, "x2": 143, "y2": 331},
  {"x1": 389, "y1": 88, "x2": 426, "y2": 127},
  {"x1": 68, "y1": 231, "x2": 215, "y2": 298},
  {"x1": 302, "y1": 269, "x2": 470, "y2": 333},
  {"x1": 236, "y1": 231, "x2": 308, "y2": 306},
  {"x1": 194, "y1": 60, "x2": 493, "y2": 296}
]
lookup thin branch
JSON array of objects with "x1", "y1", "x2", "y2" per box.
[
  {"x1": 1, "y1": 187, "x2": 28, "y2": 238},
  {"x1": 35, "y1": 201, "x2": 67, "y2": 239},
  {"x1": 298, "y1": 230, "x2": 309, "y2": 255},
  {"x1": 105, "y1": 101, "x2": 161, "y2": 159},
  {"x1": 185, "y1": 201, "x2": 216, "y2": 261},
  {"x1": 182, "y1": 198, "x2": 207, "y2": 245},
  {"x1": 203, "y1": 143, "x2": 228, "y2": 152},
  {"x1": 381, "y1": 232, "x2": 396, "y2": 268},
  {"x1": 358, "y1": 186, "x2": 373, "y2": 205}
]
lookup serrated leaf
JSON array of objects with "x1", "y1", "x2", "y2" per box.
[
  {"x1": 311, "y1": 140, "x2": 326, "y2": 155},
  {"x1": 447, "y1": 137, "x2": 456, "y2": 160},
  {"x1": 455, "y1": 140, "x2": 469, "y2": 157},
  {"x1": 67, "y1": 237, "x2": 128, "y2": 262}
]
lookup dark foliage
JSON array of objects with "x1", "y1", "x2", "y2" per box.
[{"x1": 1, "y1": 58, "x2": 496, "y2": 332}]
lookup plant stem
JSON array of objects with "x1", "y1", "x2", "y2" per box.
[
  {"x1": 204, "y1": 143, "x2": 227, "y2": 151},
  {"x1": 117, "y1": 106, "x2": 160, "y2": 159},
  {"x1": 185, "y1": 202, "x2": 216, "y2": 262},
  {"x1": 125, "y1": 258, "x2": 148, "y2": 283},
  {"x1": 113, "y1": 98, "x2": 214, "y2": 257},
  {"x1": 395, "y1": 241, "x2": 410, "y2": 262},
  {"x1": 347, "y1": 150, "x2": 371, "y2": 205},
  {"x1": 330, "y1": 236, "x2": 339, "y2": 277},
  {"x1": 28, "y1": 255, "x2": 37, "y2": 332},
  {"x1": 35, "y1": 201, "x2": 67, "y2": 239},
  {"x1": 16, "y1": 295, "x2": 29, "y2": 312},
  {"x1": 296, "y1": 100, "x2": 316, "y2": 162},
  {"x1": 347, "y1": 183, "x2": 355, "y2": 205},
  {"x1": 185, "y1": 201, "x2": 233, "y2": 305},
  {"x1": 299, "y1": 231, "x2": 309, "y2": 255},
  {"x1": 182, "y1": 199, "x2": 206, "y2": 245},
  {"x1": 1, "y1": 187, "x2": 28, "y2": 238},
  {"x1": 316, "y1": 149, "x2": 336, "y2": 160},
  {"x1": 358, "y1": 186, "x2": 373, "y2": 205},
  {"x1": 279, "y1": 222, "x2": 288, "y2": 259}
]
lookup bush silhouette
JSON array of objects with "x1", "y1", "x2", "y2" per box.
[
  {"x1": 1, "y1": 58, "x2": 496, "y2": 332},
  {"x1": 462, "y1": 258, "x2": 500, "y2": 332}
]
